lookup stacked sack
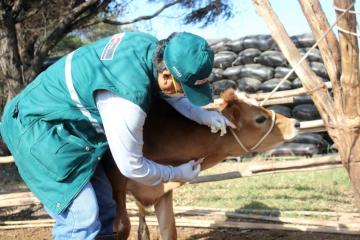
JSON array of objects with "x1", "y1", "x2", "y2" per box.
[{"x1": 208, "y1": 33, "x2": 332, "y2": 157}]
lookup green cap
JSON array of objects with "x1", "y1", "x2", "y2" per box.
[{"x1": 164, "y1": 32, "x2": 214, "y2": 106}]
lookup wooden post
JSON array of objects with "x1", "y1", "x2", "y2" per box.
[
  {"x1": 251, "y1": 0, "x2": 360, "y2": 208},
  {"x1": 251, "y1": 0, "x2": 336, "y2": 129},
  {"x1": 334, "y1": 0, "x2": 360, "y2": 117},
  {"x1": 298, "y1": 0, "x2": 342, "y2": 114},
  {"x1": 332, "y1": 0, "x2": 360, "y2": 207}
]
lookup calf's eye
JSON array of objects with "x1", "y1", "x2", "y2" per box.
[{"x1": 256, "y1": 115, "x2": 267, "y2": 124}]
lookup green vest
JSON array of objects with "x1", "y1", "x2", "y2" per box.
[{"x1": 0, "y1": 32, "x2": 159, "y2": 214}]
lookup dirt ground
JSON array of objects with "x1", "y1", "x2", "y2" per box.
[
  {"x1": 2, "y1": 164, "x2": 360, "y2": 239},
  {"x1": 1, "y1": 204, "x2": 360, "y2": 240},
  {"x1": 2, "y1": 225, "x2": 360, "y2": 240}
]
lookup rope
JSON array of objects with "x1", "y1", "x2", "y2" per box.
[
  {"x1": 259, "y1": 2, "x2": 354, "y2": 107},
  {"x1": 336, "y1": 26, "x2": 360, "y2": 37},
  {"x1": 230, "y1": 110, "x2": 276, "y2": 153},
  {"x1": 333, "y1": 5, "x2": 359, "y2": 15},
  {"x1": 334, "y1": 4, "x2": 360, "y2": 38}
]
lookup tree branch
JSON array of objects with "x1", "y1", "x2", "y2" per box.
[
  {"x1": 103, "y1": 0, "x2": 181, "y2": 26},
  {"x1": 334, "y1": 0, "x2": 360, "y2": 118},
  {"x1": 298, "y1": 0, "x2": 342, "y2": 114},
  {"x1": 0, "y1": 0, "x2": 23, "y2": 97},
  {"x1": 11, "y1": 0, "x2": 24, "y2": 16},
  {"x1": 28, "y1": 0, "x2": 110, "y2": 81},
  {"x1": 70, "y1": 0, "x2": 110, "y2": 32},
  {"x1": 251, "y1": 0, "x2": 336, "y2": 127},
  {"x1": 15, "y1": 7, "x2": 40, "y2": 23}
]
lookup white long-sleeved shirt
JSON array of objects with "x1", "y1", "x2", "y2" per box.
[{"x1": 95, "y1": 90, "x2": 210, "y2": 186}]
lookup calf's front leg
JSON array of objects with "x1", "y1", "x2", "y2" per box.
[
  {"x1": 154, "y1": 190, "x2": 177, "y2": 240},
  {"x1": 136, "y1": 200, "x2": 150, "y2": 240}
]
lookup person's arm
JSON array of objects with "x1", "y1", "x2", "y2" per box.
[
  {"x1": 96, "y1": 90, "x2": 200, "y2": 186},
  {"x1": 161, "y1": 94, "x2": 236, "y2": 136}
]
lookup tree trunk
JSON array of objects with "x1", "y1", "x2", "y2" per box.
[
  {"x1": 251, "y1": 0, "x2": 336, "y2": 125},
  {"x1": 252, "y1": 0, "x2": 360, "y2": 208},
  {"x1": 332, "y1": 0, "x2": 360, "y2": 207},
  {"x1": 298, "y1": 0, "x2": 342, "y2": 114},
  {"x1": 0, "y1": 1, "x2": 23, "y2": 112},
  {"x1": 334, "y1": 0, "x2": 360, "y2": 117}
]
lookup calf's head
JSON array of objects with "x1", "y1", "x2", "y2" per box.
[{"x1": 219, "y1": 89, "x2": 299, "y2": 154}]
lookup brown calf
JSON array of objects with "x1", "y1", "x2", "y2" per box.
[{"x1": 103, "y1": 89, "x2": 299, "y2": 240}]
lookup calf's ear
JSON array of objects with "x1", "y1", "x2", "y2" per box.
[
  {"x1": 221, "y1": 88, "x2": 238, "y2": 103},
  {"x1": 227, "y1": 106, "x2": 242, "y2": 130}
]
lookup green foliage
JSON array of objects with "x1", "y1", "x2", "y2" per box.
[
  {"x1": 80, "y1": 17, "x2": 124, "y2": 42},
  {"x1": 181, "y1": 0, "x2": 233, "y2": 27},
  {"x1": 50, "y1": 35, "x2": 85, "y2": 56},
  {"x1": 150, "y1": 0, "x2": 233, "y2": 27},
  {"x1": 50, "y1": 17, "x2": 129, "y2": 56}
]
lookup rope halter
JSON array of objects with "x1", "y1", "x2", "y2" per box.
[{"x1": 229, "y1": 110, "x2": 276, "y2": 153}]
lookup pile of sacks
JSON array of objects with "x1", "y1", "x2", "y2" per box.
[{"x1": 208, "y1": 33, "x2": 332, "y2": 157}]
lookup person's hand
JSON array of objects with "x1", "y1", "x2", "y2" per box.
[
  {"x1": 207, "y1": 111, "x2": 236, "y2": 136},
  {"x1": 171, "y1": 159, "x2": 202, "y2": 182}
]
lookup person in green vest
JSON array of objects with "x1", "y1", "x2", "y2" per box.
[{"x1": 0, "y1": 32, "x2": 235, "y2": 239}]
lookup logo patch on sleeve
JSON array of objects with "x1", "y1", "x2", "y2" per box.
[{"x1": 101, "y1": 33, "x2": 125, "y2": 60}]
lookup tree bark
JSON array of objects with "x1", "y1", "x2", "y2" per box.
[
  {"x1": 334, "y1": 0, "x2": 360, "y2": 117},
  {"x1": 298, "y1": 0, "x2": 342, "y2": 114},
  {"x1": 252, "y1": 0, "x2": 360, "y2": 209},
  {"x1": 251, "y1": 0, "x2": 336, "y2": 126},
  {"x1": 0, "y1": 1, "x2": 23, "y2": 107},
  {"x1": 332, "y1": 0, "x2": 360, "y2": 206}
]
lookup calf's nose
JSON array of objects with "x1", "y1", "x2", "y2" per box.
[{"x1": 294, "y1": 121, "x2": 300, "y2": 129}]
